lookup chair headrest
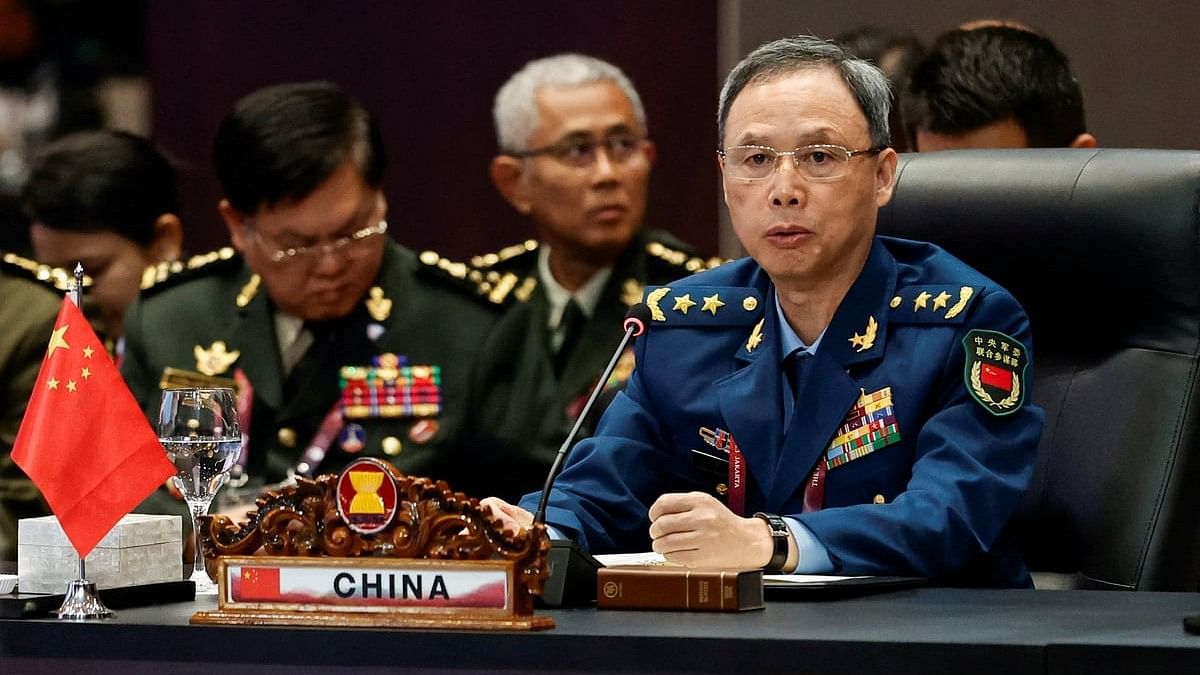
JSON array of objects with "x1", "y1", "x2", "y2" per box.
[{"x1": 878, "y1": 149, "x2": 1200, "y2": 355}]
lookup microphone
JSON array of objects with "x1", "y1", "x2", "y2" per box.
[
  {"x1": 532, "y1": 302, "x2": 651, "y2": 608},
  {"x1": 534, "y1": 302, "x2": 651, "y2": 525}
]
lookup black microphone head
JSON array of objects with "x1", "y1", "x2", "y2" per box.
[{"x1": 623, "y1": 303, "x2": 652, "y2": 336}]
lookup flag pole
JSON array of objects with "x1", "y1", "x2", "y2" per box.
[{"x1": 56, "y1": 262, "x2": 114, "y2": 620}]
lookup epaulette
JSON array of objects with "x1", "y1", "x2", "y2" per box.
[
  {"x1": 417, "y1": 249, "x2": 509, "y2": 306},
  {"x1": 645, "y1": 240, "x2": 725, "y2": 274},
  {"x1": 139, "y1": 247, "x2": 240, "y2": 294},
  {"x1": 1, "y1": 251, "x2": 92, "y2": 291},
  {"x1": 888, "y1": 284, "x2": 981, "y2": 325},
  {"x1": 642, "y1": 285, "x2": 762, "y2": 327},
  {"x1": 465, "y1": 240, "x2": 539, "y2": 306}
]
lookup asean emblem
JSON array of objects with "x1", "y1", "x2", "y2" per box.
[
  {"x1": 962, "y1": 329, "x2": 1028, "y2": 416},
  {"x1": 335, "y1": 457, "x2": 399, "y2": 535}
]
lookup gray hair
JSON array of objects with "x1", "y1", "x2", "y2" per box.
[
  {"x1": 717, "y1": 35, "x2": 892, "y2": 148},
  {"x1": 493, "y1": 53, "x2": 647, "y2": 153}
]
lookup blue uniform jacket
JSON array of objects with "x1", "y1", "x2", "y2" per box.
[{"x1": 520, "y1": 236, "x2": 1044, "y2": 588}]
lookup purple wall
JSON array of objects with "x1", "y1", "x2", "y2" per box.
[{"x1": 147, "y1": 1, "x2": 720, "y2": 259}]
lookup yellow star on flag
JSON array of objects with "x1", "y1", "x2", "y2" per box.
[
  {"x1": 46, "y1": 325, "x2": 70, "y2": 357},
  {"x1": 80, "y1": 366, "x2": 92, "y2": 380},
  {"x1": 66, "y1": 380, "x2": 78, "y2": 393},
  {"x1": 82, "y1": 345, "x2": 94, "y2": 359},
  {"x1": 47, "y1": 378, "x2": 59, "y2": 390},
  {"x1": 672, "y1": 294, "x2": 697, "y2": 314},
  {"x1": 701, "y1": 293, "x2": 725, "y2": 315}
]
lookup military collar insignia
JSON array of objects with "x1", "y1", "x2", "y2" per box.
[
  {"x1": 365, "y1": 286, "x2": 392, "y2": 322},
  {"x1": 746, "y1": 318, "x2": 765, "y2": 353},
  {"x1": 847, "y1": 316, "x2": 878, "y2": 352},
  {"x1": 194, "y1": 340, "x2": 241, "y2": 376},
  {"x1": 962, "y1": 329, "x2": 1028, "y2": 415},
  {"x1": 236, "y1": 274, "x2": 260, "y2": 308}
]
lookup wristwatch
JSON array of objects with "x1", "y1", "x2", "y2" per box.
[{"x1": 753, "y1": 512, "x2": 790, "y2": 572}]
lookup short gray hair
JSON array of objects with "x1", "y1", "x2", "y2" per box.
[
  {"x1": 493, "y1": 53, "x2": 647, "y2": 153},
  {"x1": 717, "y1": 35, "x2": 892, "y2": 148}
]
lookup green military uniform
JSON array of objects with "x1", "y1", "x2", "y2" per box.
[
  {"x1": 121, "y1": 240, "x2": 502, "y2": 510},
  {"x1": 460, "y1": 229, "x2": 721, "y2": 502},
  {"x1": 0, "y1": 253, "x2": 76, "y2": 560}
]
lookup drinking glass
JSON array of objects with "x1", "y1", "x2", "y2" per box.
[{"x1": 157, "y1": 387, "x2": 242, "y2": 594}]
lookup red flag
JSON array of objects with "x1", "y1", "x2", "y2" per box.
[
  {"x1": 980, "y1": 363, "x2": 1014, "y2": 392},
  {"x1": 12, "y1": 298, "x2": 175, "y2": 557},
  {"x1": 238, "y1": 566, "x2": 281, "y2": 601}
]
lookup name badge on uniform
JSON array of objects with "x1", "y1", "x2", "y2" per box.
[
  {"x1": 825, "y1": 387, "x2": 901, "y2": 470},
  {"x1": 339, "y1": 353, "x2": 442, "y2": 420}
]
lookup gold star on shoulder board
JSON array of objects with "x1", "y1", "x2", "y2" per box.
[
  {"x1": 746, "y1": 318, "x2": 765, "y2": 353},
  {"x1": 913, "y1": 291, "x2": 931, "y2": 311},
  {"x1": 848, "y1": 316, "x2": 878, "y2": 352},
  {"x1": 673, "y1": 293, "x2": 697, "y2": 314},
  {"x1": 701, "y1": 293, "x2": 725, "y2": 315},
  {"x1": 932, "y1": 291, "x2": 951, "y2": 311}
]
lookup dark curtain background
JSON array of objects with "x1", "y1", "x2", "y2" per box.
[{"x1": 146, "y1": 0, "x2": 720, "y2": 261}]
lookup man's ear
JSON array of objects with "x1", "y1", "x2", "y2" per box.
[
  {"x1": 1069, "y1": 132, "x2": 1098, "y2": 148},
  {"x1": 150, "y1": 213, "x2": 184, "y2": 262},
  {"x1": 489, "y1": 156, "x2": 532, "y2": 215},
  {"x1": 219, "y1": 199, "x2": 250, "y2": 251},
  {"x1": 641, "y1": 139, "x2": 658, "y2": 167},
  {"x1": 873, "y1": 147, "x2": 899, "y2": 207}
]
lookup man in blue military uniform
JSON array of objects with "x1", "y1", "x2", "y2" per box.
[{"x1": 484, "y1": 36, "x2": 1043, "y2": 587}]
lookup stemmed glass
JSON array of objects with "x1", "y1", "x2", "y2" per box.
[{"x1": 157, "y1": 387, "x2": 242, "y2": 595}]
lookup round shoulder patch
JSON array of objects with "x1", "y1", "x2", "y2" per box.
[{"x1": 962, "y1": 329, "x2": 1028, "y2": 416}]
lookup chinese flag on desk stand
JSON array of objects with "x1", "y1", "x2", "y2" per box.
[{"x1": 11, "y1": 297, "x2": 175, "y2": 557}]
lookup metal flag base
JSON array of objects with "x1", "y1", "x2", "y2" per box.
[{"x1": 56, "y1": 557, "x2": 114, "y2": 620}]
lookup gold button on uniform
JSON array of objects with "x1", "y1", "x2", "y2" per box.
[
  {"x1": 742, "y1": 296, "x2": 758, "y2": 311},
  {"x1": 277, "y1": 427, "x2": 297, "y2": 448},
  {"x1": 873, "y1": 494, "x2": 886, "y2": 504},
  {"x1": 382, "y1": 436, "x2": 403, "y2": 456}
]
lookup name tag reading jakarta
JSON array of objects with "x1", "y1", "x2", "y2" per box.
[{"x1": 223, "y1": 559, "x2": 511, "y2": 611}]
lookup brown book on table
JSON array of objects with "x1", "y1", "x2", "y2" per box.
[{"x1": 596, "y1": 565, "x2": 764, "y2": 612}]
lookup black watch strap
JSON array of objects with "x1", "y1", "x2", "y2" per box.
[{"x1": 753, "y1": 512, "x2": 789, "y2": 572}]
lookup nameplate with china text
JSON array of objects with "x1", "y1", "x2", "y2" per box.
[{"x1": 191, "y1": 556, "x2": 552, "y2": 630}]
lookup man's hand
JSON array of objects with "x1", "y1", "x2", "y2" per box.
[
  {"x1": 648, "y1": 491, "x2": 774, "y2": 568},
  {"x1": 480, "y1": 496, "x2": 534, "y2": 535}
]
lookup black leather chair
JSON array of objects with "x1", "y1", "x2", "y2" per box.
[{"x1": 878, "y1": 149, "x2": 1200, "y2": 591}]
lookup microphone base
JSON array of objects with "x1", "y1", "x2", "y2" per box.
[{"x1": 536, "y1": 539, "x2": 602, "y2": 607}]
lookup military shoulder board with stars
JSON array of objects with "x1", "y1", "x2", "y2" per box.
[
  {"x1": 962, "y1": 329, "x2": 1028, "y2": 416},
  {"x1": 642, "y1": 286, "x2": 762, "y2": 327},
  {"x1": 888, "y1": 285, "x2": 980, "y2": 325}
]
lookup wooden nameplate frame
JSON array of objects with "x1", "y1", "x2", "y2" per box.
[{"x1": 190, "y1": 458, "x2": 552, "y2": 630}]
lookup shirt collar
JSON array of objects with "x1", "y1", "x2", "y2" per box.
[
  {"x1": 537, "y1": 244, "x2": 613, "y2": 329},
  {"x1": 774, "y1": 288, "x2": 824, "y2": 362}
]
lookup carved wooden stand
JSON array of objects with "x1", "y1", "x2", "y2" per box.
[{"x1": 190, "y1": 461, "x2": 552, "y2": 630}]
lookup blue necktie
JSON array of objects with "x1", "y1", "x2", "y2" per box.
[{"x1": 783, "y1": 351, "x2": 813, "y2": 431}]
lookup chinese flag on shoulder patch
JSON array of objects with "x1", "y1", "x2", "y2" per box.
[
  {"x1": 11, "y1": 298, "x2": 175, "y2": 558},
  {"x1": 980, "y1": 363, "x2": 1014, "y2": 392}
]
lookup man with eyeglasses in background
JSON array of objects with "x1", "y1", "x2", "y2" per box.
[
  {"x1": 484, "y1": 36, "x2": 1042, "y2": 586},
  {"x1": 121, "y1": 82, "x2": 500, "y2": 519},
  {"x1": 458, "y1": 54, "x2": 719, "y2": 501}
]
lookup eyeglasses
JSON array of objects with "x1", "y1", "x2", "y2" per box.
[
  {"x1": 718, "y1": 144, "x2": 885, "y2": 182},
  {"x1": 250, "y1": 219, "x2": 388, "y2": 264},
  {"x1": 510, "y1": 134, "x2": 647, "y2": 169}
]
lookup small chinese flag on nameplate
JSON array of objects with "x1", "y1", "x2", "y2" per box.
[{"x1": 12, "y1": 297, "x2": 175, "y2": 558}]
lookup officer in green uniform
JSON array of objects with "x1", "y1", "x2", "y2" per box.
[
  {"x1": 463, "y1": 54, "x2": 719, "y2": 501},
  {"x1": 120, "y1": 82, "x2": 501, "y2": 512},
  {"x1": 0, "y1": 254, "x2": 74, "y2": 560}
]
